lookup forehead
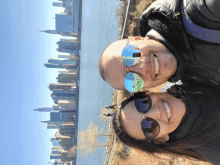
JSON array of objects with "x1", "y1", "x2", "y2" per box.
[{"x1": 101, "y1": 40, "x2": 128, "y2": 89}]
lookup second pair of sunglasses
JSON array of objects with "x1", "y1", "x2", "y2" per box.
[{"x1": 134, "y1": 92, "x2": 160, "y2": 142}]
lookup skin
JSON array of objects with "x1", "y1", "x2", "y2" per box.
[
  {"x1": 99, "y1": 36, "x2": 177, "y2": 90},
  {"x1": 120, "y1": 92, "x2": 186, "y2": 143}
]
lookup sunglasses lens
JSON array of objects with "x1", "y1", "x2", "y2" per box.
[
  {"x1": 135, "y1": 97, "x2": 151, "y2": 113},
  {"x1": 122, "y1": 45, "x2": 141, "y2": 66},
  {"x1": 124, "y1": 72, "x2": 144, "y2": 92},
  {"x1": 142, "y1": 119, "x2": 160, "y2": 138}
]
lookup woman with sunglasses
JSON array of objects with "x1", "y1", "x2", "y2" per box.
[{"x1": 113, "y1": 81, "x2": 220, "y2": 164}]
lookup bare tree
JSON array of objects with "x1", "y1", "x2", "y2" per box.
[{"x1": 76, "y1": 121, "x2": 109, "y2": 157}]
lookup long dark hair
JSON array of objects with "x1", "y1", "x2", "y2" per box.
[{"x1": 113, "y1": 82, "x2": 220, "y2": 162}]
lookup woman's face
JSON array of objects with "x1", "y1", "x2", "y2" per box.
[{"x1": 120, "y1": 93, "x2": 186, "y2": 140}]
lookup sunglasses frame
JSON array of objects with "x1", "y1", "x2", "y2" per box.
[
  {"x1": 121, "y1": 39, "x2": 144, "y2": 92},
  {"x1": 133, "y1": 92, "x2": 160, "y2": 142}
]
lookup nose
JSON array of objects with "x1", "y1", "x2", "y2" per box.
[
  {"x1": 143, "y1": 94, "x2": 163, "y2": 121},
  {"x1": 128, "y1": 58, "x2": 153, "y2": 80},
  {"x1": 145, "y1": 102, "x2": 162, "y2": 121}
]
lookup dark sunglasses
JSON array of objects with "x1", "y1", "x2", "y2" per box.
[
  {"x1": 121, "y1": 39, "x2": 144, "y2": 92},
  {"x1": 134, "y1": 92, "x2": 160, "y2": 142}
]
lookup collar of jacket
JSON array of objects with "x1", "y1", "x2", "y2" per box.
[{"x1": 139, "y1": 0, "x2": 191, "y2": 82}]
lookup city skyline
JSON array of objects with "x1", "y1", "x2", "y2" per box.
[
  {"x1": 0, "y1": 0, "x2": 78, "y2": 164},
  {"x1": 33, "y1": 0, "x2": 81, "y2": 164},
  {"x1": 0, "y1": 0, "x2": 120, "y2": 164}
]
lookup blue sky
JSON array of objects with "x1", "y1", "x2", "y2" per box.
[{"x1": 0, "y1": 0, "x2": 67, "y2": 164}]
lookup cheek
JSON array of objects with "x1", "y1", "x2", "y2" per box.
[{"x1": 127, "y1": 114, "x2": 138, "y2": 122}]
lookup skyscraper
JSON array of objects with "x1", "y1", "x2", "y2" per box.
[
  {"x1": 50, "y1": 154, "x2": 60, "y2": 159},
  {"x1": 50, "y1": 111, "x2": 74, "y2": 123},
  {"x1": 39, "y1": 30, "x2": 76, "y2": 37},
  {"x1": 56, "y1": 73, "x2": 77, "y2": 83},
  {"x1": 45, "y1": 63, "x2": 79, "y2": 69},
  {"x1": 47, "y1": 124, "x2": 60, "y2": 129},
  {"x1": 48, "y1": 83, "x2": 76, "y2": 91},
  {"x1": 34, "y1": 107, "x2": 53, "y2": 112},
  {"x1": 48, "y1": 58, "x2": 78, "y2": 65},
  {"x1": 52, "y1": 2, "x2": 62, "y2": 7},
  {"x1": 58, "y1": 55, "x2": 71, "y2": 59},
  {"x1": 55, "y1": 14, "x2": 73, "y2": 33},
  {"x1": 45, "y1": 63, "x2": 64, "y2": 69}
]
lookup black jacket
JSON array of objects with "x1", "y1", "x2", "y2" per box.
[
  {"x1": 138, "y1": 0, "x2": 220, "y2": 164},
  {"x1": 139, "y1": 0, "x2": 220, "y2": 89}
]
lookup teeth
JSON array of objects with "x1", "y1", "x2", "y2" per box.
[
  {"x1": 163, "y1": 102, "x2": 171, "y2": 119},
  {"x1": 154, "y1": 56, "x2": 159, "y2": 75}
]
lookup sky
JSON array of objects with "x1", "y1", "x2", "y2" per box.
[{"x1": 0, "y1": 0, "x2": 68, "y2": 164}]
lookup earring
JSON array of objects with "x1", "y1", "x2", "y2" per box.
[{"x1": 164, "y1": 136, "x2": 169, "y2": 141}]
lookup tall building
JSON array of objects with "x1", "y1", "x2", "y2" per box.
[
  {"x1": 69, "y1": 53, "x2": 79, "y2": 57},
  {"x1": 50, "y1": 154, "x2": 60, "y2": 159},
  {"x1": 60, "y1": 151, "x2": 73, "y2": 162},
  {"x1": 63, "y1": 64, "x2": 78, "y2": 69},
  {"x1": 58, "y1": 55, "x2": 71, "y2": 59},
  {"x1": 45, "y1": 63, "x2": 79, "y2": 69},
  {"x1": 72, "y1": 0, "x2": 80, "y2": 34},
  {"x1": 48, "y1": 83, "x2": 76, "y2": 91},
  {"x1": 52, "y1": 146, "x2": 63, "y2": 151},
  {"x1": 55, "y1": 4, "x2": 79, "y2": 34},
  {"x1": 52, "y1": 150, "x2": 60, "y2": 154},
  {"x1": 56, "y1": 73, "x2": 77, "y2": 83},
  {"x1": 48, "y1": 160, "x2": 64, "y2": 165},
  {"x1": 34, "y1": 107, "x2": 53, "y2": 112},
  {"x1": 50, "y1": 111, "x2": 75, "y2": 123},
  {"x1": 45, "y1": 63, "x2": 64, "y2": 69},
  {"x1": 62, "y1": 8, "x2": 72, "y2": 15},
  {"x1": 52, "y1": 95, "x2": 76, "y2": 103},
  {"x1": 39, "y1": 30, "x2": 76, "y2": 37},
  {"x1": 58, "y1": 70, "x2": 70, "y2": 74},
  {"x1": 47, "y1": 124, "x2": 59, "y2": 129},
  {"x1": 57, "y1": 46, "x2": 78, "y2": 54},
  {"x1": 55, "y1": 14, "x2": 73, "y2": 33},
  {"x1": 57, "y1": 39, "x2": 79, "y2": 54},
  {"x1": 60, "y1": 137, "x2": 74, "y2": 149},
  {"x1": 51, "y1": 89, "x2": 76, "y2": 100},
  {"x1": 41, "y1": 120, "x2": 64, "y2": 126},
  {"x1": 48, "y1": 58, "x2": 78, "y2": 65},
  {"x1": 57, "y1": 47, "x2": 78, "y2": 54},
  {"x1": 57, "y1": 100, "x2": 76, "y2": 111},
  {"x1": 52, "y1": 2, "x2": 62, "y2": 7},
  {"x1": 58, "y1": 54, "x2": 79, "y2": 59},
  {"x1": 53, "y1": 1, "x2": 72, "y2": 9},
  {"x1": 53, "y1": 104, "x2": 76, "y2": 112},
  {"x1": 60, "y1": 38, "x2": 78, "y2": 43}
]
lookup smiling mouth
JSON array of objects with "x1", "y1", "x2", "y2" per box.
[
  {"x1": 154, "y1": 55, "x2": 159, "y2": 77},
  {"x1": 163, "y1": 102, "x2": 171, "y2": 121}
]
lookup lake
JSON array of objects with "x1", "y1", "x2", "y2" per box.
[{"x1": 76, "y1": 0, "x2": 121, "y2": 164}]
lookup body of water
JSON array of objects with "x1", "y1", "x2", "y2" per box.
[{"x1": 76, "y1": 0, "x2": 121, "y2": 164}]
